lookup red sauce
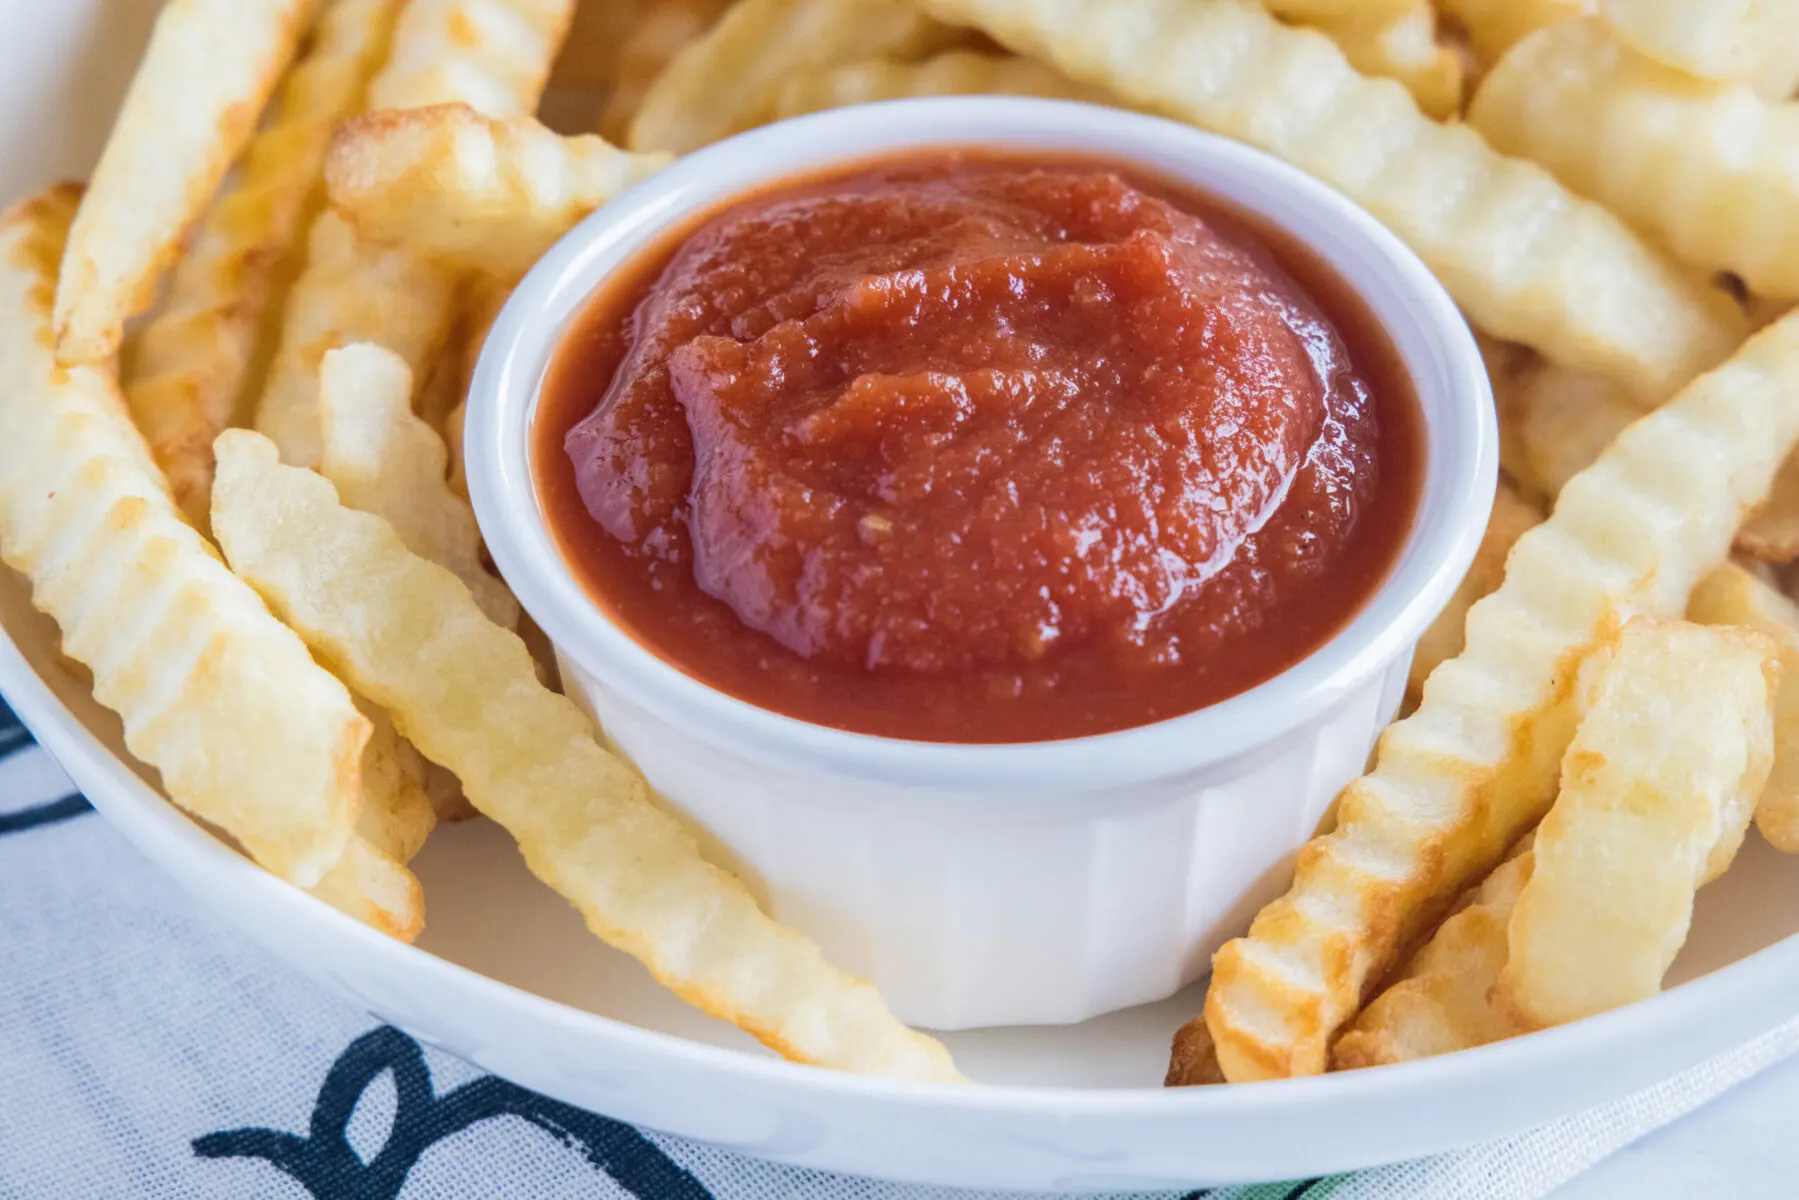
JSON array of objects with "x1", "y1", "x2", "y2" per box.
[{"x1": 536, "y1": 154, "x2": 1422, "y2": 743}]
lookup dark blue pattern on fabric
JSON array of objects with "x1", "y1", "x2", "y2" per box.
[
  {"x1": 0, "y1": 791, "x2": 91, "y2": 834},
  {"x1": 0, "y1": 699, "x2": 93, "y2": 834},
  {"x1": 194, "y1": 1026, "x2": 715, "y2": 1200},
  {"x1": 0, "y1": 693, "x2": 31, "y2": 758}
]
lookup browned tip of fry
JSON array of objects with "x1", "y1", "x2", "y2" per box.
[{"x1": 1165, "y1": 1015, "x2": 1228, "y2": 1087}]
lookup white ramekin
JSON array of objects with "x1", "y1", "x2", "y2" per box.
[{"x1": 467, "y1": 98, "x2": 1495, "y2": 1031}]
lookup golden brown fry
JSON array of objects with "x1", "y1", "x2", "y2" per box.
[
  {"x1": 1407, "y1": 481, "x2": 1543, "y2": 707},
  {"x1": 1304, "y1": 3, "x2": 1464, "y2": 121},
  {"x1": 1599, "y1": 0, "x2": 1799, "y2": 99},
  {"x1": 310, "y1": 704, "x2": 433, "y2": 940},
  {"x1": 1330, "y1": 837, "x2": 1534, "y2": 1070},
  {"x1": 1688, "y1": 563, "x2": 1799, "y2": 854},
  {"x1": 210, "y1": 430, "x2": 962, "y2": 1081},
  {"x1": 629, "y1": 0, "x2": 963, "y2": 153},
  {"x1": 253, "y1": 0, "x2": 574, "y2": 468},
  {"x1": 253, "y1": 213, "x2": 458, "y2": 468},
  {"x1": 123, "y1": 0, "x2": 404, "y2": 526},
  {"x1": 1204, "y1": 308, "x2": 1799, "y2": 1080},
  {"x1": 317, "y1": 343, "x2": 518, "y2": 627},
  {"x1": 914, "y1": 0, "x2": 1746, "y2": 400},
  {"x1": 1471, "y1": 20, "x2": 1799, "y2": 300},
  {"x1": 1496, "y1": 619, "x2": 1777, "y2": 1027},
  {"x1": 1, "y1": 187, "x2": 367, "y2": 887},
  {"x1": 1439, "y1": 0, "x2": 1591, "y2": 70},
  {"x1": 598, "y1": 0, "x2": 734, "y2": 142},
  {"x1": 53, "y1": 0, "x2": 321, "y2": 364},
  {"x1": 773, "y1": 50, "x2": 1106, "y2": 118},
  {"x1": 326, "y1": 105, "x2": 670, "y2": 279},
  {"x1": 1165, "y1": 1017, "x2": 1227, "y2": 1087},
  {"x1": 309, "y1": 833, "x2": 427, "y2": 938},
  {"x1": 367, "y1": 0, "x2": 576, "y2": 116}
]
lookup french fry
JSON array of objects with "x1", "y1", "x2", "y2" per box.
[
  {"x1": 1509, "y1": 364, "x2": 1640, "y2": 501},
  {"x1": 914, "y1": 0, "x2": 1746, "y2": 400},
  {"x1": 326, "y1": 105, "x2": 671, "y2": 280},
  {"x1": 1, "y1": 187, "x2": 367, "y2": 888},
  {"x1": 367, "y1": 0, "x2": 576, "y2": 117},
  {"x1": 1328, "y1": 837, "x2": 1534, "y2": 1070},
  {"x1": 123, "y1": 0, "x2": 405, "y2": 526},
  {"x1": 1165, "y1": 1017, "x2": 1227, "y2": 1086},
  {"x1": 1739, "y1": 451, "x2": 1799, "y2": 564},
  {"x1": 1260, "y1": 0, "x2": 1414, "y2": 22},
  {"x1": 309, "y1": 833, "x2": 427, "y2": 938},
  {"x1": 210, "y1": 430, "x2": 962, "y2": 1081},
  {"x1": 537, "y1": 0, "x2": 656, "y2": 130},
  {"x1": 253, "y1": 0, "x2": 574, "y2": 469},
  {"x1": 598, "y1": 0, "x2": 734, "y2": 142},
  {"x1": 1503, "y1": 358, "x2": 1799, "y2": 565},
  {"x1": 1599, "y1": 0, "x2": 1799, "y2": 100},
  {"x1": 310, "y1": 704, "x2": 433, "y2": 940},
  {"x1": 1495, "y1": 619, "x2": 1777, "y2": 1027},
  {"x1": 53, "y1": 0, "x2": 321, "y2": 365},
  {"x1": 318, "y1": 343, "x2": 518, "y2": 628},
  {"x1": 1303, "y1": 3, "x2": 1464, "y2": 121},
  {"x1": 1437, "y1": 0, "x2": 1591, "y2": 70},
  {"x1": 628, "y1": 0, "x2": 964, "y2": 153},
  {"x1": 445, "y1": 280, "x2": 515, "y2": 501},
  {"x1": 253, "y1": 213, "x2": 458, "y2": 469},
  {"x1": 1688, "y1": 563, "x2": 1799, "y2": 854},
  {"x1": 773, "y1": 51, "x2": 1107, "y2": 119},
  {"x1": 1470, "y1": 20, "x2": 1799, "y2": 301},
  {"x1": 1203, "y1": 308, "x2": 1799, "y2": 1080},
  {"x1": 1406, "y1": 481, "x2": 1543, "y2": 707}
]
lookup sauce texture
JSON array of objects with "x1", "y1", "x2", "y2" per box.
[{"x1": 537, "y1": 154, "x2": 1422, "y2": 742}]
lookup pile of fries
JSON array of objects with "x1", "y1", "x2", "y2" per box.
[{"x1": 9, "y1": 0, "x2": 1799, "y2": 1086}]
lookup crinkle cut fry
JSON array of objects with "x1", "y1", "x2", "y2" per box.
[
  {"x1": 367, "y1": 0, "x2": 577, "y2": 115},
  {"x1": 1203, "y1": 307, "x2": 1799, "y2": 1080},
  {"x1": 1687, "y1": 563, "x2": 1799, "y2": 854},
  {"x1": 913, "y1": 0, "x2": 1745, "y2": 400},
  {"x1": 1328, "y1": 836, "x2": 1534, "y2": 1070},
  {"x1": 1470, "y1": 19, "x2": 1799, "y2": 302},
  {"x1": 209, "y1": 430, "x2": 962, "y2": 1082},
  {"x1": 1303, "y1": 3, "x2": 1464, "y2": 121},
  {"x1": 53, "y1": 0, "x2": 320, "y2": 364},
  {"x1": 1599, "y1": 0, "x2": 1799, "y2": 99},
  {"x1": 1496, "y1": 618, "x2": 1777, "y2": 1027},
  {"x1": 325, "y1": 104, "x2": 670, "y2": 280},
  {"x1": 772, "y1": 50, "x2": 1109, "y2": 119},
  {"x1": 1437, "y1": 0, "x2": 1591, "y2": 70},
  {"x1": 0, "y1": 186, "x2": 368, "y2": 888},
  {"x1": 252, "y1": 0, "x2": 574, "y2": 468},
  {"x1": 124, "y1": 0, "x2": 406, "y2": 526},
  {"x1": 627, "y1": 0, "x2": 965, "y2": 154},
  {"x1": 316, "y1": 342, "x2": 519, "y2": 628}
]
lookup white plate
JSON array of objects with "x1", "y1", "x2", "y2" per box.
[{"x1": 7, "y1": 1, "x2": 1799, "y2": 1190}]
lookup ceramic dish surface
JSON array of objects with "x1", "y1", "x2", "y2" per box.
[
  {"x1": 8, "y1": 1, "x2": 1799, "y2": 1191},
  {"x1": 468, "y1": 97, "x2": 1496, "y2": 1031}
]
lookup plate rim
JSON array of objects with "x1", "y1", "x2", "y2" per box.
[{"x1": 6, "y1": 599, "x2": 1799, "y2": 1124}]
